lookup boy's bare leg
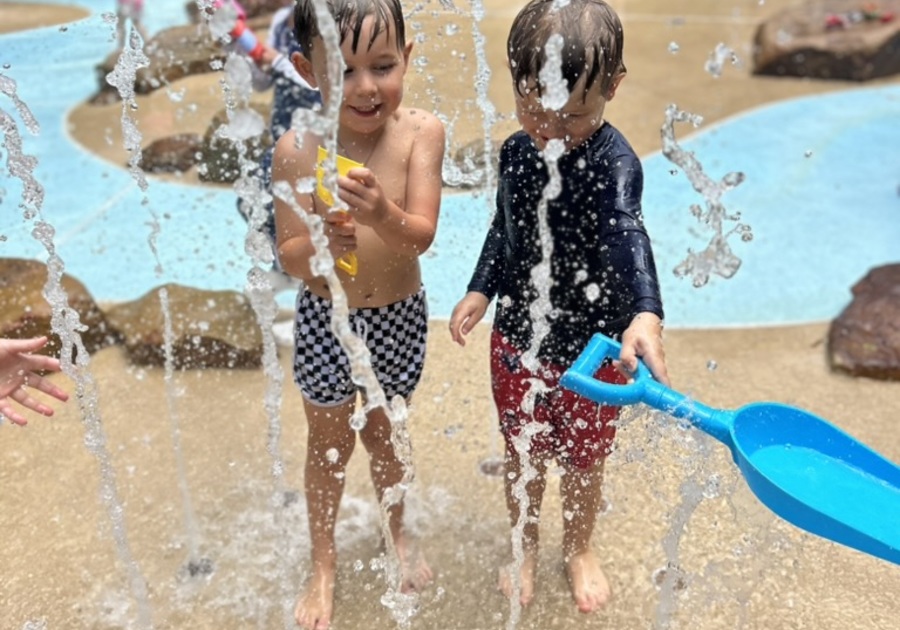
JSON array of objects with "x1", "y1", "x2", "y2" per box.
[
  {"x1": 296, "y1": 398, "x2": 358, "y2": 630},
  {"x1": 359, "y1": 405, "x2": 432, "y2": 591},
  {"x1": 499, "y1": 448, "x2": 548, "y2": 606},
  {"x1": 561, "y1": 459, "x2": 611, "y2": 613}
]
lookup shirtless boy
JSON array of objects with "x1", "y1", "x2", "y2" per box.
[{"x1": 272, "y1": 0, "x2": 444, "y2": 627}]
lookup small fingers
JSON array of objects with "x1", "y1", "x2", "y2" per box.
[
  {"x1": 9, "y1": 385, "x2": 55, "y2": 417},
  {"x1": 0, "y1": 401, "x2": 29, "y2": 426},
  {"x1": 30, "y1": 374, "x2": 70, "y2": 403}
]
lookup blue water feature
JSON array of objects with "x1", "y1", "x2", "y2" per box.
[{"x1": 2, "y1": 3, "x2": 898, "y2": 326}]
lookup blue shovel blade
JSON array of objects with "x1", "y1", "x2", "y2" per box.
[
  {"x1": 732, "y1": 404, "x2": 900, "y2": 565},
  {"x1": 562, "y1": 333, "x2": 900, "y2": 565}
]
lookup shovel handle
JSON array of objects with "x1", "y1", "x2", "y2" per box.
[
  {"x1": 562, "y1": 333, "x2": 734, "y2": 447},
  {"x1": 561, "y1": 334, "x2": 653, "y2": 405}
]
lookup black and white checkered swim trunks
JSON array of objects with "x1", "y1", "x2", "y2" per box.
[{"x1": 292, "y1": 287, "x2": 428, "y2": 406}]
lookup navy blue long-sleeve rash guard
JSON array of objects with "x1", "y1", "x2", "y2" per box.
[{"x1": 467, "y1": 123, "x2": 665, "y2": 365}]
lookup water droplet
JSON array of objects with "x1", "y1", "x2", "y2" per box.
[
  {"x1": 349, "y1": 410, "x2": 367, "y2": 431},
  {"x1": 479, "y1": 457, "x2": 505, "y2": 477}
]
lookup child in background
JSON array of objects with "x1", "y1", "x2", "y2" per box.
[
  {"x1": 223, "y1": 0, "x2": 321, "y2": 294},
  {"x1": 449, "y1": 0, "x2": 670, "y2": 614},
  {"x1": 272, "y1": 0, "x2": 444, "y2": 627}
]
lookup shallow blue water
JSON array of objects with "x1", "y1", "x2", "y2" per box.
[{"x1": 2, "y1": 3, "x2": 898, "y2": 327}]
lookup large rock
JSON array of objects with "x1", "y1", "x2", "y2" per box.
[
  {"x1": 197, "y1": 104, "x2": 271, "y2": 183},
  {"x1": 141, "y1": 133, "x2": 205, "y2": 173},
  {"x1": 828, "y1": 263, "x2": 900, "y2": 380},
  {"x1": 0, "y1": 258, "x2": 122, "y2": 358},
  {"x1": 105, "y1": 284, "x2": 263, "y2": 369},
  {"x1": 91, "y1": 24, "x2": 225, "y2": 105},
  {"x1": 186, "y1": 0, "x2": 289, "y2": 23},
  {"x1": 752, "y1": 0, "x2": 900, "y2": 81}
]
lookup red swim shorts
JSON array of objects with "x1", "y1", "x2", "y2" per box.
[{"x1": 490, "y1": 330, "x2": 625, "y2": 470}]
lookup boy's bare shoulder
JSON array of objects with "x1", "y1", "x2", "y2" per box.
[
  {"x1": 273, "y1": 129, "x2": 317, "y2": 171},
  {"x1": 396, "y1": 106, "x2": 445, "y2": 140}
]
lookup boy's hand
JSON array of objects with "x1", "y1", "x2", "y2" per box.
[
  {"x1": 324, "y1": 211, "x2": 357, "y2": 261},
  {"x1": 616, "y1": 312, "x2": 670, "y2": 386},
  {"x1": 337, "y1": 168, "x2": 388, "y2": 226},
  {"x1": 449, "y1": 292, "x2": 490, "y2": 347}
]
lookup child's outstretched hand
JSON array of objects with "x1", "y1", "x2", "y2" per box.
[
  {"x1": 449, "y1": 292, "x2": 490, "y2": 347},
  {"x1": 616, "y1": 312, "x2": 670, "y2": 386},
  {"x1": 337, "y1": 167, "x2": 388, "y2": 227},
  {"x1": 0, "y1": 336, "x2": 69, "y2": 426}
]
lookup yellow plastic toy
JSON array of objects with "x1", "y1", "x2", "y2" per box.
[{"x1": 316, "y1": 146, "x2": 363, "y2": 276}]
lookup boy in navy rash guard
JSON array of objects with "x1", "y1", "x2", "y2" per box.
[{"x1": 449, "y1": 0, "x2": 670, "y2": 615}]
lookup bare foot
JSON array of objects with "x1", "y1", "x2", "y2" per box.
[
  {"x1": 395, "y1": 535, "x2": 433, "y2": 592},
  {"x1": 498, "y1": 550, "x2": 537, "y2": 607},
  {"x1": 294, "y1": 566, "x2": 335, "y2": 630},
  {"x1": 566, "y1": 550, "x2": 611, "y2": 613}
]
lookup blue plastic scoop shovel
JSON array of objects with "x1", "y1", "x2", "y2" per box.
[{"x1": 561, "y1": 333, "x2": 900, "y2": 566}]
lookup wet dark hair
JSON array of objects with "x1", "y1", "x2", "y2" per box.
[
  {"x1": 507, "y1": 0, "x2": 626, "y2": 102},
  {"x1": 293, "y1": 0, "x2": 406, "y2": 57}
]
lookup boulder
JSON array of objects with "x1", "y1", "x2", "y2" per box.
[
  {"x1": 91, "y1": 23, "x2": 225, "y2": 105},
  {"x1": 0, "y1": 258, "x2": 122, "y2": 358},
  {"x1": 828, "y1": 263, "x2": 900, "y2": 380},
  {"x1": 197, "y1": 104, "x2": 272, "y2": 183},
  {"x1": 105, "y1": 284, "x2": 263, "y2": 369},
  {"x1": 752, "y1": 0, "x2": 900, "y2": 81},
  {"x1": 186, "y1": 0, "x2": 289, "y2": 23},
  {"x1": 141, "y1": 133, "x2": 205, "y2": 173}
]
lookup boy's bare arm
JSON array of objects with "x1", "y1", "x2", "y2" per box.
[
  {"x1": 273, "y1": 131, "x2": 357, "y2": 282},
  {"x1": 449, "y1": 291, "x2": 490, "y2": 347},
  {"x1": 344, "y1": 111, "x2": 445, "y2": 257}
]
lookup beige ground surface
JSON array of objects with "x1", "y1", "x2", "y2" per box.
[
  {"x1": 2, "y1": 1, "x2": 899, "y2": 629},
  {"x1": 0, "y1": 2, "x2": 86, "y2": 34}
]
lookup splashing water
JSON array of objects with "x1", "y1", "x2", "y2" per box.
[
  {"x1": 468, "y1": 0, "x2": 498, "y2": 196},
  {"x1": 504, "y1": 422, "x2": 545, "y2": 630},
  {"x1": 661, "y1": 104, "x2": 752, "y2": 287},
  {"x1": 0, "y1": 73, "x2": 41, "y2": 218},
  {"x1": 520, "y1": 138, "x2": 565, "y2": 374},
  {"x1": 159, "y1": 287, "x2": 207, "y2": 571},
  {"x1": 704, "y1": 42, "x2": 739, "y2": 78},
  {"x1": 503, "y1": 34, "x2": 569, "y2": 628},
  {"x1": 201, "y1": 1, "x2": 295, "y2": 619},
  {"x1": 1, "y1": 73, "x2": 154, "y2": 629}
]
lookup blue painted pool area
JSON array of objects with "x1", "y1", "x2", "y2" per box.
[{"x1": 2, "y1": 3, "x2": 898, "y2": 328}]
